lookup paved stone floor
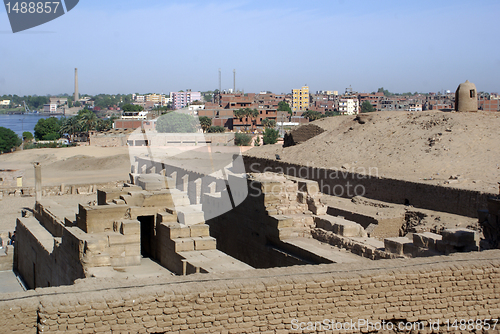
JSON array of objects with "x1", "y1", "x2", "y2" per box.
[{"x1": 0, "y1": 270, "x2": 25, "y2": 294}]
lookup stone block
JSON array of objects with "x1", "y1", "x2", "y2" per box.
[
  {"x1": 119, "y1": 220, "x2": 140, "y2": 235},
  {"x1": 269, "y1": 215, "x2": 293, "y2": 229},
  {"x1": 315, "y1": 216, "x2": 365, "y2": 237},
  {"x1": 384, "y1": 237, "x2": 413, "y2": 256},
  {"x1": 260, "y1": 181, "x2": 283, "y2": 194},
  {"x1": 125, "y1": 243, "x2": 140, "y2": 256},
  {"x1": 190, "y1": 224, "x2": 210, "y2": 238},
  {"x1": 77, "y1": 204, "x2": 129, "y2": 233},
  {"x1": 110, "y1": 255, "x2": 141, "y2": 267},
  {"x1": 298, "y1": 180, "x2": 320, "y2": 195},
  {"x1": 157, "y1": 212, "x2": 177, "y2": 224},
  {"x1": 413, "y1": 232, "x2": 442, "y2": 251},
  {"x1": 137, "y1": 175, "x2": 169, "y2": 191},
  {"x1": 441, "y1": 228, "x2": 479, "y2": 247},
  {"x1": 120, "y1": 192, "x2": 146, "y2": 207},
  {"x1": 307, "y1": 196, "x2": 327, "y2": 215},
  {"x1": 297, "y1": 192, "x2": 307, "y2": 204},
  {"x1": 163, "y1": 223, "x2": 191, "y2": 239},
  {"x1": 129, "y1": 173, "x2": 140, "y2": 185},
  {"x1": 193, "y1": 236, "x2": 217, "y2": 251},
  {"x1": 177, "y1": 207, "x2": 204, "y2": 226},
  {"x1": 171, "y1": 238, "x2": 195, "y2": 252}
]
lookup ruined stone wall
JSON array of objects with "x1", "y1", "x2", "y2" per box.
[
  {"x1": 1, "y1": 250, "x2": 500, "y2": 333},
  {"x1": 0, "y1": 180, "x2": 125, "y2": 198},
  {"x1": 244, "y1": 156, "x2": 493, "y2": 218},
  {"x1": 16, "y1": 218, "x2": 85, "y2": 290}
]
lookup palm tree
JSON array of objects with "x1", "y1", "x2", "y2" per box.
[
  {"x1": 59, "y1": 116, "x2": 80, "y2": 142},
  {"x1": 78, "y1": 110, "x2": 98, "y2": 132},
  {"x1": 248, "y1": 108, "x2": 259, "y2": 131},
  {"x1": 199, "y1": 116, "x2": 212, "y2": 133}
]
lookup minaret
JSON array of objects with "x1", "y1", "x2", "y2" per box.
[
  {"x1": 74, "y1": 68, "x2": 79, "y2": 102},
  {"x1": 233, "y1": 69, "x2": 236, "y2": 93}
]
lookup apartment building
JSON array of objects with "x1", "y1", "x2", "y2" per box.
[
  {"x1": 338, "y1": 98, "x2": 359, "y2": 115},
  {"x1": 170, "y1": 90, "x2": 202, "y2": 109},
  {"x1": 292, "y1": 86, "x2": 310, "y2": 112}
]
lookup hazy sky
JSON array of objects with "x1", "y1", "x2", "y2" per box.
[{"x1": 1, "y1": 0, "x2": 499, "y2": 96}]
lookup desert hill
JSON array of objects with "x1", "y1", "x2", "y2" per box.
[{"x1": 245, "y1": 110, "x2": 500, "y2": 193}]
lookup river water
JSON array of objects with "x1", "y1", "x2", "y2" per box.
[{"x1": 0, "y1": 114, "x2": 63, "y2": 138}]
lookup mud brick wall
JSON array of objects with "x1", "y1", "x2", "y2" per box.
[
  {"x1": 243, "y1": 156, "x2": 494, "y2": 218},
  {"x1": 0, "y1": 181, "x2": 125, "y2": 198},
  {"x1": 1, "y1": 250, "x2": 500, "y2": 333}
]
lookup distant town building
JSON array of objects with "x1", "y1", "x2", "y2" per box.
[
  {"x1": 132, "y1": 94, "x2": 146, "y2": 102},
  {"x1": 49, "y1": 97, "x2": 68, "y2": 105},
  {"x1": 43, "y1": 104, "x2": 58, "y2": 113},
  {"x1": 170, "y1": 90, "x2": 202, "y2": 109},
  {"x1": 0, "y1": 100, "x2": 11, "y2": 106},
  {"x1": 339, "y1": 98, "x2": 359, "y2": 115},
  {"x1": 408, "y1": 103, "x2": 423, "y2": 112},
  {"x1": 292, "y1": 86, "x2": 309, "y2": 112}
]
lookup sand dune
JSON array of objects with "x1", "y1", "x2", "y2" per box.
[{"x1": 246, "y1": 110, "x2": 500, "y2": 193}]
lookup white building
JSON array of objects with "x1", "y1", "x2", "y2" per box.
[
  {"x1": 43, "y1": 104, "x2": 58, "y2": 113},
  {"x1": 408, "y1": 103, "x2": 423, "y2": 112},
  {"x1": 188, "y1": 104, "x2": 205, "y2": 115},
  {"x1": 339, "y1": 98, "x2": 359, "y2": 115},
  {"x1": 0, "y1": 100, "x2": 11, "y2": 106},
  {"x1": 132, "y1": 94, "x2": 146, "y2": 102}
]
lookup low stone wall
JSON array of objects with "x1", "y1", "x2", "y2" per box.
[
  {"x1": 0, "y1": 181, "x2": 126, "y2": 198},
  {"x1": 1, "y1": 250, "x2": 499, "y2": 333},
  {"x1": 243, "y1": 156, "x2": 495, "y2": 218}
]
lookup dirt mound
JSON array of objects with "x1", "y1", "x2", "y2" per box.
[
  {"x1": 283, "y1": 123, "x2": 325, "y2": 147},
  {"x1": 246, "y1": 110, "x2": 500, "y2": 192},
  {"x1": 48, "y1": 154, "x2": 130, "y2": 172}
]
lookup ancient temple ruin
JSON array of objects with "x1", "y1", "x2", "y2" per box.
[{"x1": 14, "y1": 155, "x2": 495, "y2": 290}]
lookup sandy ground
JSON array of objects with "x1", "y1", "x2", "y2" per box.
[
  {"x1": 0, "y1": 146, "x2": 131, "y2": 187},
  {"x1": 246, "y1": 110, "x2": 500, "y2": 193},
  {"x1": 0, "y1": 194, "x2": 96, "y2": 233},
  {"x1": 0, "y1": 146, "x2": 131, "y2": 233}
]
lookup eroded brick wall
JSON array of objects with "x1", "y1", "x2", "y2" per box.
[
  {"x1": 1, "y1": 250, "x2": 500, "y2": 333},
  {"x1": 243, "y1": 156, "x2": 494, "y2": 218}
]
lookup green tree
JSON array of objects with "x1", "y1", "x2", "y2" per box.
[
  {"x1": 302, "y1": 110, "x2": 325, "y2": 121},
  {"x1": 253, "y1": 136, "x2": 261, "y2": 147},
  {"x1": 157, "y1": 112, "x2": 198, "y2": 133},
  {"x1": 277, "y1": 101, "x2": 292, "y2": 117},
  {"x1": 325, "y1": 110, "x2": 340, "y2": 117},
  {"x1": 263, "y1": 128, "x2": 279, "y2": 145},
  {"x1": 261, "y1": 118, "x2": 276, "y2": 129},
  {"x1": 361, "y1": 101, "x2": 376, "y2": 113},
  {"x1": 0, "y1": 127, "x2": 21, "y2": 153},
  {"x1": 234, "y1": 108, "x2": 259, "y2": 131},
  {"x1": 22, "y1": 131, "x2": 33, "y2": 141},
  {"x1": 207, "y1": 126, "x2": 225, "y2": 133},
  {"x1": 199, "y1": 116, "x2": 212, "y2": 132},
  {"x1": 78, "y1": 110, "x2": 98, "y2": 132},
  {"x1": 377, "y1": 87, "x2": 393, "y2": 97},
  {"x1": 234, "y1": 133, "x2": 252, "y2": 146},
  {"x1": 74, "y1": 101, "x2": 81, "y2": 107},
  {"x1": 59, "y1": 116, "x2": 80, "y2": 140},
  {"x1": 122, "y1": 104, "x2": 144, "y2": 112},
  {"x1": 248, "y1": 108, "x2": 259, "y2": 131},
  {"x1": 34, "y1": 117, "x2": 61, "y2": 140}
]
